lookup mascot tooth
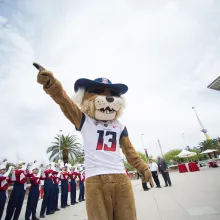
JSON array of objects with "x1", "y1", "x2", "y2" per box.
[{"x1": 35, "y1": 64, "x2": 153, "y2": 220}]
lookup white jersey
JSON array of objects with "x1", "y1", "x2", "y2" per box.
[{"x1": 77, "y1": 113, "x2": 128, "y2": 179}]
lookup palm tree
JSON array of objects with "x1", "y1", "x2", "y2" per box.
[
  {"x1": 69, "y1": 149, "x2": 85, "y2": 165},
  {"x1": 46, "y1": 134, "x2": 83, "y2": 164},
  {"x1": 198, "y1": 138, "x2": 220, "y2": 152}
]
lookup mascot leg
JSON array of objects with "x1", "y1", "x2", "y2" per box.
[
  {"x1": 85, "y1": 175, "x2": 114, "y2": 220},
  {"x1": 113, "y1": 174, "x2": 137, "y2": 220},
  {"x1": 85, "y1": 174, "x2": 136, "y2": 220}
]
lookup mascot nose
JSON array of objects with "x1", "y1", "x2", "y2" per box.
[{"x1": 106, "y1": 96, "x2": 114, "y2": 102}]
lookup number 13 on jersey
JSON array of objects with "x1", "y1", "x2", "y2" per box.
[{"x1": 96, "y1": 130, "x2": 117, "y2": 152}]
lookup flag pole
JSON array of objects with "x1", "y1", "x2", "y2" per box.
[
  {"x1": 157, "y1": 139, "x2": 164, "y2": 157},
  {"x1": 141, "y1": 133, "x2": 149, "y2": 159}
]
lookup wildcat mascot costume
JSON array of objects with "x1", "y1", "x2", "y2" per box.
[{"x1": 34, "y1": 63, "x2": 153, "y2": 220}]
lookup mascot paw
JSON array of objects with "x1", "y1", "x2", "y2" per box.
[
  {"x1": 37, "y1": 70, "x2": 55, "y2": 87},
  {"x1": 143, "y1": 169, "x2": 154, "y2": 185},
  {"x1": 149, "y1": 177, "x2": 155, "y2": 188}
]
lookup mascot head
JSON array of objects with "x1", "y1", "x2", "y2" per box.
[{"x1": 73, "y1": 77, "x2": 128, "y2": 121}]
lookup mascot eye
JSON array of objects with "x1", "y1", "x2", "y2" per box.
[
  {"x1": 87, "y1": 88, "x2": 120, "y2": 97},
  {"x1": 88, "y1": 89, "x2": 104, "y2": 94},
  {"x1": 110, "y1": 90, "x2": 120, "y2": 97}
]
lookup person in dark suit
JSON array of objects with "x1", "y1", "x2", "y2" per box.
[{"x1": 157, "y1": 156, "x2": 172, "y2": 187}]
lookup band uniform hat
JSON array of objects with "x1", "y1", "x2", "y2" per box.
[
  {"x1": 74, "y1": 77, "x2": 128, "y2": 95},
  {"x1": 0, "y1": 164, "x2": 6, "y2": 170},
  {"x1": 32, "y1": 164, "x2": 39, "y2": 170}
]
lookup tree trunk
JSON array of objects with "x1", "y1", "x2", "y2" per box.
[{"x1": 63, "y1": 149, "x2": 69, "y2": 164}]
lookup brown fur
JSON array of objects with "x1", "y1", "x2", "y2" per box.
[
  {"x1": 37, "y1": 69, "x2": 153, "y2": 219},
  {"x1": 85, "y1": 174, "x2": 136, "y2": 220},
  {"x1": 80, "y1": 92, "x2": 96, "y2": 119},
  {"x1": 120, "y1": 136, "x2": 152, "y2": 180}
]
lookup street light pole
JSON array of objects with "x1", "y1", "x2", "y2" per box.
[
  {"x1": 157, "y1": 139, "x2": 164, "y2": 157},
  {"x1": 59, "y1": 130, "x2": 62, "y2": 160},
  {"x1": 141, "y1": 133, "x2": 144, "y2": 149}
]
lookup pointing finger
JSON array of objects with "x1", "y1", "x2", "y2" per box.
[{"x1": 33, "y1": 62, "x2": 45, "y2": 71}]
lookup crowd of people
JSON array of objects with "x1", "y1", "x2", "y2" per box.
[
  {"x1": 0, "y1": 156, "x2": 172, "y2": 220},
  {"x1": 0, "y1": 159, "x2": 85, "y2": 220}
]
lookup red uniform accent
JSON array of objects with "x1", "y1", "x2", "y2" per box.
[
  {"x1": 39, "y1": 176, "x2": 46, "y2": 181},
  {"x1": 40, "y1": 187, "x2": 44, "y2": 199},
  {"x1": 52, "y1": 171, "x2": 58, "y2": 175},
  {"x1": 41, "y1": 169, "x2": 54, "y2": 180},
  {"x1": 68, "y1": 171, "x2": 79, "y2": 180},
  {"x1": 52, "y1": 174, "x2": 60, "y2": 185},
  {"x1": 79, "y1": 172, "x2": 85, "y2": 183},
  {"x1": 29, "y1": 173, "x2": 41, "y2": 186},
  {"x1": 53, "y1": 176, "x2": 60, "y2": 184},
  {"x1": 14, "y1": 170, "x2": 29, "y2": 184},
  {"x1": 0, "y1": 176, "x2": 10, "y2": 190},
  {"x1": 60, "y1": 171, "x2": 69, "y2": 180}
]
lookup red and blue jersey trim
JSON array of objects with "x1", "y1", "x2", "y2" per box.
[
  {"x1": 120, "y1": 126, "x2": 128, "y2": 138},
  {"x1": 76, "y1": 112, "x2": 86, "y2": 131}
]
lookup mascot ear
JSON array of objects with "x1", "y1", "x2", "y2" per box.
[{"x1": 72, "y1": 87, "x2": 85, "y2": 105}]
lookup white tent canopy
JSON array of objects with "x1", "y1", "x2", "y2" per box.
[
  {"x1": 176, "y1": 149, "x2": 197, "y2": 158},
  {"x1": 200, "y1": 149, "x2": 218, "y2": 154}
]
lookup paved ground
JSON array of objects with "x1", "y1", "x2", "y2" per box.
[{"x1": 2, "y1": 167, "x2": 220, "y2": 220}]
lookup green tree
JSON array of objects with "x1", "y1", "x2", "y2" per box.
[
  {"x1": 163, "y1": 148, "x2": 210, "y2": 164},
  {"x1": 136, "y1": 151, "x2": 157, "y2": 162},
  {"x1": 47, "y1": 134, "x2": 83, "y2": 164},
  {"x1": 123, "y1": 159, "x2": 135, "y2": 171},
  {"x1": 137, "y1": 151, "x2": 147, "y2": 162},
  {"x1": 163, "y1": 149, "x2": 182, "y2": 164},
  {"x1": 198, "y1": 138, "x2": 220, "y2": 151},
  {"x1": 148, "y1": 154, "x2": 154, "y2": 159},
  {"x1": 123, "y1": 152, "x2": 149, "y2": 171},
  {"x1": 216, "y1": 137, "x2": 220, "y2": 144},
  {"x1": 187, "y1": 149, "x2": 206, "y2": 161},
  {"x1": 70, "y1": 150, "x2": 85, "y2": 165}
]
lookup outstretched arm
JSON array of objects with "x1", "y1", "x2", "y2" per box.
[
  {"x1": 120, "y1": 135, "x2": 152, "y2": 182},
  {"x1": 36, "y1": 66, "x2": 83, "y2": 129}
]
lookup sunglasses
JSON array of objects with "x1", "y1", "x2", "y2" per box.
[{"x1": 87, "y1": 88, "x2": 120, "y2": 97}]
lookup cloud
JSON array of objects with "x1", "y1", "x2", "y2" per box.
[{"x1": 0, "y1": 0, "x2": 220, "y2": 162}]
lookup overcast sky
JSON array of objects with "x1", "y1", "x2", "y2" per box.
[{"x1": 1, "y1": 0, "x2": 220, "y2": 163}]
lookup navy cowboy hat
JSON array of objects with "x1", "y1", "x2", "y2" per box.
[{"x1": 74, "y1": 77, "x2": 128, "y2": 95}]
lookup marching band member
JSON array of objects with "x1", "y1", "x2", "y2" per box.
[
  {"x1": 39, "y1": 163, "x2": 54, "y2": 218},
  {"x1": 0, "y1": 161, "x2": 13, "y2": 220},
  {"x1": 5, "y1": 161, "x2": 29, "y2": 220},
  {"x1": 60, "y1": 162, "x2": 70, "y2": 208},
  {"x1": 69, "y1": 166, "x2": 79, "y2": 205},
  {"x1": 24, "y1": 162, "x2": 41, "y2": 220},
  {"x1": 78, "y1": 168, "x2": 85, "y2": 202},
  {"x1": 51, "y1": 163, "x2": 60, "y2": 213}
]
